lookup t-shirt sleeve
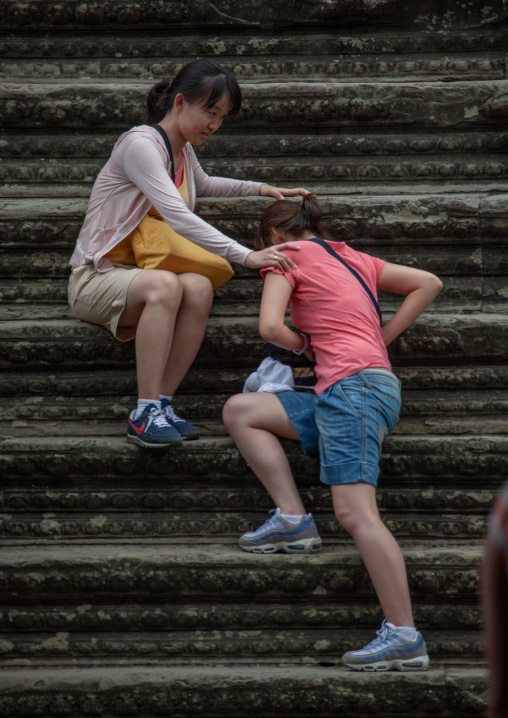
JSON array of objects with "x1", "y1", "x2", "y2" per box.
[
  {"x1": 372, "y1": 255, "x2": 386, "y2": 279},
  {"x1": 123, "y1": 136, "x2": 251, "y2": 265},
  {"x1": 260, "y1": 258, "x2": 297, "y2": 289}
]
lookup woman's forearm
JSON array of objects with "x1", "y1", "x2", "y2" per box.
[
  {"x1": 382, "y1": 279, "x2": 442, "y2": 346},
  {"x1": 261, "y1": 323, "x2": 306, "y2": 354}
]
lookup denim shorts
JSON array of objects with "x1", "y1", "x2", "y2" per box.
[{"x1": 276, "y1": 368, "x2": 401, "y2": 488}]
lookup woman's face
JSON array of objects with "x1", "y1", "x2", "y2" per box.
[{"x1": 176, "y1": 92, "x2": 234, "y2": 146}]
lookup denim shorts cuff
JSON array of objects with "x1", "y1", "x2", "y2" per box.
[{"x1": 319, "y1": 460, "x2": 380, "y2": 487}]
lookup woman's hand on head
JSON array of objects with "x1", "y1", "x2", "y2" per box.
[
  {"x1": 245, "y1": 243, "x2": 300, "y2": 272},
  {"x1": 259, "y1": 184, "x2": 312, "y2": 200}
]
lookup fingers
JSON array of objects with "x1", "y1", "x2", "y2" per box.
[
  {"x1": 259, "y1": 184, "x2": 312, "y2": 199},
  {"x1": 263, "y1": 247, "x2": 297, "y2": 272},
  {"x1": 281, "y1": 187, "x2": 311, "y2": 197}
]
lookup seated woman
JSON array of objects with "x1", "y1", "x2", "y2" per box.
[
  {"x1": 222, "y1": 194, "x2": 443, "y2": 672},
  {"x1": 68, "y1": 58, "x2": 308, "y2": 449}
]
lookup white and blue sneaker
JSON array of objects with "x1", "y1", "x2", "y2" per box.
[
  {"x1": 342, "y1": 620, "x2": 430, "y2": 672},
  {"x1": 239, "y1": 508, "x2": 322, "y2": 554},
  {"x1": 160, "y1": 399, "x2": 200, "y2": 440},
  {"x1": 127, "y1": 404, "x2": 182, "y2": 448}
]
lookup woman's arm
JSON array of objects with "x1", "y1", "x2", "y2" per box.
[
  {"x1": 377, "y1": 263, "x2": 443, "y2": 346},
  {"x1": 259, "y1": 272, "x2": 311, "y2": 356},
  {"x1": 259, "y1": 184, "x2": 311, "y2": 200},
  {"x1": 124, "y1": 139, "x2": 302, "y2": 271},
  {"x1": 190, "y1": 146, "x2": 310, "y2": 200}
]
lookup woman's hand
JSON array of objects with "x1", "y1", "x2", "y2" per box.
[
  {"x1": 303, "y1": 346, "x2": 315, "y2": 362},
  {"x1": 245, "y1": 243, "x2": 300, "y2": 272},
  {"x1": 259, "y1": 184, "x2": 311, "y2": 200}
]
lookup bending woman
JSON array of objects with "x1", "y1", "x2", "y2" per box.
[
  {"x1": 68, "y1": 59, "x2": 308, "y2": 449},
  {"x1": 223, "y1": 194, "x2": 443, "y2": 672}
]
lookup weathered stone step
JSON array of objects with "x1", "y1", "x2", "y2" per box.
[
  {"x1": 3, "y1": 131, "x2": 506, "y2": 161},
  {"x1": 2, "y1": 194, "x2": 506, "y2": 249},
  {"x1": 0, "y1": 481, "x2": 495, "y2": 518},
  {"x1": 2, "y1": 53, "x2": 504, "y2": 83},
  {"x1": 0, "y1": 0, "x2": 505, "y2": 33},
  {"x1": 1, "y1": 275, "x2": 502, "y2": 316},
  {"x1": 3, "y1": 411, "x2": 506, "y2": 439},
  {"x1": 0, "y1": 599, "x2": 480, "y2": 635},
  {"x1": 0, "y1": 626, "x2": 482, "y2": 664},
  {"x1": 0, "y1": 434, "x2": 506, "y2": 482},
  {"x1": 0, "y1": 314, "x2": 506, "y2": 370},
  {"x1": 1, "y1": 246, "x2": 498, "y2": 287},
  {"x1": 1, "y1": 389, "x2": 506, "y2": 433},
  {"x1": 3, "y1": 153, "x2": 508, "y2": 188},
  {"x1": 2, "y1": 81, "x2": 507, "y2": 131},
  {"x1": 1, "y1": 365, "x2": 507, "y2": 397},
  {"x1": 5, "y1": 179, "x2": 508, "y2": 200},
  {"x1": 0, "y1": 664, "x2": 488, "y2": 717},
  {"x1": 2, "y1": 28, "x2": 504, "y2": 60},
  {"x1": 0, "y1": 510, "x2": 488, "y2": 541},
  {"x1": 0, "y1": 542, "x2": 482, "y2": 602},
  {"x1": 1, "y1": 0, "x2": 504, "y2": 31}
]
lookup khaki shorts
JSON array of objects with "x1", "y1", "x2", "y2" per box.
[{"x1": 68, "y1": 264, "x2": 143, "y2": 342}]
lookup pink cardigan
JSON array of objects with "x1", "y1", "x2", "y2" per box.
[{"x1": 69, "y1": 125, "x2": 263, "y2": 271}]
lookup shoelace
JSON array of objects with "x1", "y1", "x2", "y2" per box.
[
  {"x1": 163, "y1": 403, "x2": 185, "y2": 424},
  {"x1": 251, "y1": 509, "x2": 281, "y2": 536},
  {"x1": 148, "y1": 406, "x2": 169, "y2": 429},
  {"x1": 363, "y1": 620, "x2": 396, "y2": 650}
]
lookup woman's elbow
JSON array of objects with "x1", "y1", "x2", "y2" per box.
[{"x1": 259, "y1": 320, "x2": 281, "y2": 343}]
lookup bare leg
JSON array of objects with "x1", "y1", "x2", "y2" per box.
[
  {"x1": 118, "y1": 270, "x2": 183, "y2": 399},
  {"x1": 332, "y1": 483, "x2": 414, "y2": 627},
  {"x1": 159, "y1": 273, "x2": 213, "y2": 396},
  {"x1": 223, "y1": 393, "x2": 308, "y2": 515},
  {"x1": 118, "y1": 271, "x2": 213, "y2": 400}
]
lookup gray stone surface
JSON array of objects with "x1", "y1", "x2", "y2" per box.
[
  {"x1": 1, "y1": 1, "x2": 507, "y2": 711},
  {"x1": 0, "y1": 665, "x2": 489, "y2": 717}
]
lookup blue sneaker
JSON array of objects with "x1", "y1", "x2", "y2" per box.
[
  {"x1": 127, "y1": 404, "x2": 182, "y2": 448},
  {"x1": 239, "y1": 508, "x2": 322, "y2": 554},
  {"x1": 160, "y1": 399, "x2": 200, "y2": 440},
  {"x1": 342, "y1": 620, "x2": 430, "y2": 672}
]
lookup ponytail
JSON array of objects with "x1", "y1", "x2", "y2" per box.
[
  {"x1": 143, "y1": 59, "x2": 242, "y2": 124},
  {"x1": 254, "y1": 194, "x2": 328, "y2": 249}
]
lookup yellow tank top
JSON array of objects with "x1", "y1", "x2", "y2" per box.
[{"x1": 105, "y1": 161, "x2": 189, "y2": 265}]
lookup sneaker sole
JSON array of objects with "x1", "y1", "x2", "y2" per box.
[
  {"x1": 179, "y1": 432, "x2": 200, "y2": 441},
  {"x1": 342, "y1": 655, "x2": 430, "y2": 672},
  {"x1": 127, "y1": 434, "x2": 182, "y2": 449},
  {"x1": 239, "y1": 537, "x2": 322, "y2": 554}
]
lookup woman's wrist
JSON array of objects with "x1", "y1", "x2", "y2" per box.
[{"x1": 293, "y1": 332, "x2": 309, "y2": 355}]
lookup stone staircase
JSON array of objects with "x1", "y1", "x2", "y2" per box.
[{"x1": 1, "y1": 1, "x2": 507, "y2": 715}]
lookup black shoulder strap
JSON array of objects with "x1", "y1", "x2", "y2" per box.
[
  {"x1": 149, "y1": 124, "x2": 175, "y2": 184},
  {"x1": 307, "y1": 237, "x2": 383, "y2": 326}
]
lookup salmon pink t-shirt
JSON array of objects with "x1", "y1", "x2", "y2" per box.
[{"x1": 261, "y1": 239, "x2": 391, "y2": 395}]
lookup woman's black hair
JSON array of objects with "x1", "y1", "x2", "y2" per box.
[
  {"x1": 254, "y1": 194, "x2": 330, "y2": 249},
  {"x1": 144, "y1": 59, "x2": 242, "y2": 124}
]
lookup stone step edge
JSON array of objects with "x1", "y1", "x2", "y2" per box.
[
  {"x1": 0, "y1": 433, "x2": 506, "y2": 449},
  {"x1": 2, "y1": 191, "x2": 507, "y2": 218},
  {"x1": 0, "y1": 365, "x2": 506, "y2": 392},
  {"x1": 0, "y1": 664, "x2": 488, "y2": 717},
  {"x1": 0, "y1": 541, "x2": 483, "y2": 565},
  {"x1": 0, "y1": 627, "x2": 483, "y2": 664}
]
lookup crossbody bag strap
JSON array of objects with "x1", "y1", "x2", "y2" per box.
[
  {"x1": 307, "y1": 237, "x2": 383, "y2": 326},
  {"x1": 149, "y1": 124, "x2": 176, "y2": 184}
]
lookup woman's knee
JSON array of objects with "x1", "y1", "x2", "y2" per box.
[
  {"x1": 222, "y1": 394, "x2": 249, "y2": 431},
  {"x1": 332, "y1": 487, "x2": 380, "y2": 536},
  {"x1": 142, "y1": 270, "x2": 183, "y2": 308},
  {"x1": 180, "y1": 273, "x2": 214, "y2": 313}
]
